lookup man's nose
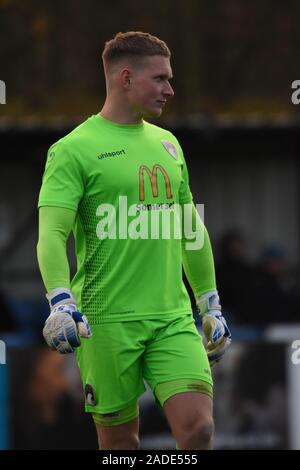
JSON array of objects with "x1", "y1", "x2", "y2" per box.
[{"x1": 164, "y1": 82, "x2": 174, "y2": 97}]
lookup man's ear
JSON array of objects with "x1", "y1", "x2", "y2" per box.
[{"x1": 119, "y1": 68, "x2": 132, "y2": 90}]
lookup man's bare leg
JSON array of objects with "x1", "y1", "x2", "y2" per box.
[
  {"x1": 163, "y1": 392, "x2": 214, "y2": 450},
  {"x1": 95, "y1": 417, "x2": 140, "y2": 450}
]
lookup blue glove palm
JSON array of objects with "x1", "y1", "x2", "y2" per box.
[{"x1": 43, "y1": 288, "x2": 92, "y2": 354}]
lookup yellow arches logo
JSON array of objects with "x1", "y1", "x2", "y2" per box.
[{"x1": 139, "y1": 164, "x2": 173, "y2": 201}]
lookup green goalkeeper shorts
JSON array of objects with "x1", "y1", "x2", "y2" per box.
[{"x1": 75, "y1": 313, "x2": 213, "y2": 422}]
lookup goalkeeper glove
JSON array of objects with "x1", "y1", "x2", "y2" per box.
[
  {"x1": 196, "y1": 290, "x2": 231, "y2": 365},
  {"x1": 43, "y1": 288, "x2": 92, "y2": 354}
]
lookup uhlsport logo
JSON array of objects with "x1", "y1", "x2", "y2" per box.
[
  {"x1": 0, "y1": 80, "x2": 6, "y2": 104},
  {"x1": 98, "y1": 149, "x2": 126, "y2": 160},
  {"x1": 139, "y1": 164, "x2": 173, "y2": 201},
  {"x1": 0, "y1": 340, "x2": 6, "y2": 365}
]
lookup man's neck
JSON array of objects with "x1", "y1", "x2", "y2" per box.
[{"x1": 100, "y1": 100, "x2": 143, "y2": 125}]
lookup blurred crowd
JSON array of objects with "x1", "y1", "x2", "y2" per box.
[
  {"x1": 10, "y1": 347, "x2": 98, "y2": 450},
  {"x1": 215, "y1": 230, "x2": 299, "y2": 325}
]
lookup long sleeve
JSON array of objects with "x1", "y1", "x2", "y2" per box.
[
  {"x1": 182, "y1": 203, "x2": 217, "y2": 297},
  {"x1": 37, "y1": 206, "x2": 76, "y2": 292}
]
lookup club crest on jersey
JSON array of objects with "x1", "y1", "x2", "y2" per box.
[
  {"x1": 161, "y1": 140, "x2": 178, "y2": 160},
  {"x1": 85, "y1": 384, "x2": 97, "y2": 406}
]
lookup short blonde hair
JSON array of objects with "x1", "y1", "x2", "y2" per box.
[{"x1": 102, "y1": 31, "x2": 171, "y2": 67}]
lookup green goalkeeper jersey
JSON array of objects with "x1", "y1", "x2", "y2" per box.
[{"x1": 38, "y1": 114, "x2": 194, "y2": 324}]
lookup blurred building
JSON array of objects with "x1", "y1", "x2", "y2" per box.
[{"x1": 1, "y1": 0, "x2": 300, "y2": 117}]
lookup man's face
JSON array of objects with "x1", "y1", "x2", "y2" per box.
[{"x1": 128, "y1": 55, "x2": 174, "y2": 119}]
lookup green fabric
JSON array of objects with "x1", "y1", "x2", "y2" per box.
[
  {"x1": 37, "y1": 206, "x2": 76, "y2": 291},
  {"x1": 155, "y1": 378, "x2": 213, "y2": 407},
  {"x1": 38, "y1": 114, "x2": 194, "y2": 323},
  {"x1": 182, "y1": 203, "x2": 217, "y2": 297},
  {"x1": 92, "y1": 400, "x2": 139, "y2": 426},
  {"x1": 75, "y1": 315, "x2": 212, "y2": 414}
]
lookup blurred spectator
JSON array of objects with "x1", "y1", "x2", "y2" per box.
[
  {"x1": 11, "y1": 347, "x2": 97, "y2": 449},
  {"x1": 0, "y1": 290, "x2": 16, "y2": 333},
  {"x1": 232, "y1": 343, "x2": 288, "y2": 449},
  {"x1": 216, "y1": 230, "x2": 252, "y2": 324},
  {"x1": 247, "y1": 244, "x2": 295, "y2": 324}
]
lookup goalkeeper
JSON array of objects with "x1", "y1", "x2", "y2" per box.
[{"x1": 37, "y1": 31, "x2": 231, "y2": 450}]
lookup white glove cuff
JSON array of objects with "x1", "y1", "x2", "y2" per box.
[
  {"x1": 195, "y1": 290, "x2": 221, "y2": 317},
  {"x1": 46, "y1": 287, "x2": 77, "y2": 309}
]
